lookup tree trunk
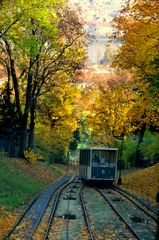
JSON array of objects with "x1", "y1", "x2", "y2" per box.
[
  {"x1": 19, "y1": 58, "x2": 34, "y2": 157},
  {"x1": 5, "y1": 40, "x2": 22, "y2": 121},
  {"x1": 28, "y1": 103, "x2": 36, "y2": 150},
  {"x1": 135, "y1": 123, "x2": 146, "y2": 167},
  {"x1": 19, "y1": 116, "x2": 28, "y2": 157}
]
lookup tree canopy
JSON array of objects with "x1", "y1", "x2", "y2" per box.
[
  {"x1": 112, "y1": 0, "x2": 159, "y2": 135},
  {"x1": 0, "y1": 0, "x2": 87, "y2": 157},
  {"x1": 112, "y1": 0, "x2": 159, "y2": 98}
]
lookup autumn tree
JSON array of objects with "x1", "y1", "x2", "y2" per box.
[
  {"x1": 112, "y1": 0, "x2": 159, "y2": 104},
  {"x1": 0, "y1": 0, "x2": 86, "y2": 157},
  {"x1": 36, "y1": 72, "x2": 82, "y2": 162},
  {"x1": 113, "y1": 1, "x2": 159, "y2": 77},
  {"x1": 112, "y1": 0, "x2": 159, "y2": 164},
  {"x1": 85, "y1": 72, "x2": 135, "y2": 146}
]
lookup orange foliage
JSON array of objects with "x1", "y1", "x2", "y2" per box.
[{"x1": 0, "y1": 209, "x2": 20, "y2": 240}]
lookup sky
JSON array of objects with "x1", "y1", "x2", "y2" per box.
[{"x1": 69, "y1": 0, "x2": 125, "y2": 25}]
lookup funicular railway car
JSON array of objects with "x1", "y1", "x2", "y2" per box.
[{"x1": 79, "y1": 148, "x2": 118, "y2": 184}]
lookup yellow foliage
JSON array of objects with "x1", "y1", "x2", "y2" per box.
[
  {"x1": 24, "y1": 149, "x2": 41, "y2": 164},
  {"x1": 86, "y1": 73, "x2": 135, "y2": 144},
  {"x1": 113, "y1": 0, "x2": 159, "y2": 83}
]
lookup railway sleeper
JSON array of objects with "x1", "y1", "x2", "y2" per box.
[
  {"x1": 58, "y1": 213, "x2": 76, "y2": 220},
  {"x1": 131, "y1": 215, "x2": 149, "y2": 223},
  {"x1": 63, "y1": 195, "x2": 76, "y2": 200}
]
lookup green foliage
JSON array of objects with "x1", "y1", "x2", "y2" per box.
[
  {"x1": 35, "y1": 124, "x2": 69, "y2": 164},
  {"x1": 35, "y1": 139, "x2": 51, "y2": 162},
  {"x1": 35, "y1": 132, "x2": 68, "y2": 164},
  {"x1": 24, "y1": 148, "x2": 41, "y2": 164},
  {"x1": 115, "y1": 136, "x2": 137, "y2": 169},
  {"x1": 140, "y1": 131, "x2": 159, "y2": 166},
  {"x1": 122, "y1": 139, "x2": 138, "y2": 168},
  {"x1": 69, "y1": 130, "x2": 80, "y2": 151},
  {"x1": 116, "y1": 132, "x2": 159, "y2": 169}
]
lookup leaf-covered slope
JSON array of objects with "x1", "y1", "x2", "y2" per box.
[{"x1": 122, "y1": 163, "x2": 159, "y2": 204}]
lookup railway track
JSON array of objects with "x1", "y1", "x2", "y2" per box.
[
  {"x1": 39, "y1": 179, "x2": 97, "y2": 239},
  {"x1": 97, "y1": 189, "x2": 142, "y2": 240},
  {"x1": 96, "y1": 187, "x2": 157, "y2": 240},
  {"x1": 34, "y1": 176, "x2": 77, "y2": 239},
  {"x1": 113, "y1": 185, "x2": 159, "y2": 222},
  {"x1": 83, "y1": 186, "x2": 137, "y2": 239},
  {"x1": 8, "y1": 176, "x2": 91, "y2": 240},
  {"x1": 7, "y1": 177, "x2": 158, "y2": 240},
  {"x1": 41, "y1": 177, "x2": 90, "y2": 240}
]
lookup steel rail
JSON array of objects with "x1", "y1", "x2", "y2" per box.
[
  {"x1": 43, "y1": 176, "x2": 76, "y2": 240},
  {"x1": 66, "y1": 179, "x2": 77, "y2": 240},
  {"x1": 97, "y1": 189, "x2": 142, "y2": 240},
  {"x1": 112, "y1": 186, "x2": 159, "y2": 223},
  {"x1": 80, "y1": 185, "x2": 95, "y2": 240}
]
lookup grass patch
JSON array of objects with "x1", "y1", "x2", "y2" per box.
[{"x1": 0, "y1": 157, "x2": 46, "y2": 210}]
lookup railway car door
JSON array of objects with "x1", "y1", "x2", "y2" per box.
[
  {"x1": 92, "y1": 150, "x2": 106, "y2": 179},
  {"x1": 91, "y1": 150, "x2": 99, "y2": 178}
]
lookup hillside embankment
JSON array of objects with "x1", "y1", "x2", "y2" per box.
[
  {"x1": 0, "y1": 157, "x2": 67, "y2": 239},
  {"x1": 121, "y1": 163, "x2": 159, "y2": 205}
]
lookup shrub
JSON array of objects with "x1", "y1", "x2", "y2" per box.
[
  {"x1": 140, "y1": 131, "x2": 159, "y2": 166},
  {"x1": 24, "y1": 149, "x2": 41, "y2": 164},
  {"x1": 35, "y1": 142, "x2": 49, "y2": 162},
  {"x1": 122, "y1": 139, "x2": 138, "y2": 168},
  {"x1": 115, "y1": 137, "x2": 137, "y2": 169}
]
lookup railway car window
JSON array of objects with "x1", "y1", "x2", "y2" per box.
[
  {"x1": 100, "y1": 150, "x2": 106, "y2": 163},
  {"x1": 92, "y1": 150, "x2": 99, "y2": 163},
  {"x1": 80, "y1": 149, "x2": 90, "y2": 166},
  {"x1": 86, "y1": 150, "x2": 90, "y2": 166},
  {"x1": 107, "y1": 151, "x2": 116, "y2": 166},
  {"x1": 86, "y1": 151, "x2": 88, "y2": 165},
  {"x1": 91, "y1": 150, "x2": 116, "y2": 166}
]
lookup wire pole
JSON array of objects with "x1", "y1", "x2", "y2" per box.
[
  {"x1": 118, "y1": 133, "x2": 124, "y2": 185},
  {"x1": 67, "y1": 151, "x2": 70, "y2": 175}
]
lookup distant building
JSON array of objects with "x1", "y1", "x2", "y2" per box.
[{"x1": 69, "y1": 0, "x2": 125, "y2": 65}]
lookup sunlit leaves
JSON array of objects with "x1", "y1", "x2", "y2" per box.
[
  {"x1": 113, "y1": 0, "x2": 159, "y2": 80},
  {"x1": 36, "y1": 76, "x2": 82, "y2": 161},
  {"x1": 0, "y1": 0, "x2": 61, "y2": 39},
  {"x1": 112, "y1": 0, "x2": 159, "y2": 133},
  {"x1": 83, "y1": 72, "x2": 135, "y2": 145}
]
